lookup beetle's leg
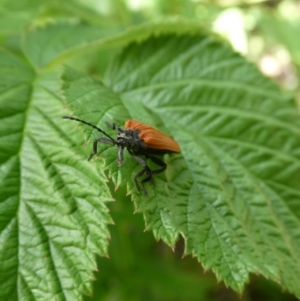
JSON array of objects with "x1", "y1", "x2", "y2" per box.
[
  {"x1": 141, "y1": 168, "x2": 155, "y2": 188},
  {"x1": 118, "y1": 146, "x2": 125, "y2": 166},
  {"x1": 148, "y1": 156, "x2": 167, "y2": 175},
  {"x1": 88, "y1": 138, "x2": 115, "y2": 161},
  {"x1": 133, "y1": 155, "x2": 152, "y2": 196},
  {"x1": 133, "y1": 168, "x2": 145, "y2": 193}
]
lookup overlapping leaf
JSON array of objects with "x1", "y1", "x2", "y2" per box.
[
  {"x1": 0, "y1": 51, "x2": 112, "y2": 301},
  {"x1": 62, "y1": 35, "x2": 300, "y2": 296}
]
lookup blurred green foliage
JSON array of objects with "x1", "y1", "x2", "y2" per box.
[{"x1": 1, "y1": 0, "x2": 299, "y2": 300}]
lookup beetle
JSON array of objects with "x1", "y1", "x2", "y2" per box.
[{"x1": 63, "y1": 116, "x2": 180, "y2": 195}]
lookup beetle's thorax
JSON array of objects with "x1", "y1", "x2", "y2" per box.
[{"x1": 116, "y1": 128, "x2": 146, "y2": 153}]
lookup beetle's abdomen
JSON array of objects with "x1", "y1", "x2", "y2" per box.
[{"x1": 125, "y1": 120, "x2": 180, "y2": 153}]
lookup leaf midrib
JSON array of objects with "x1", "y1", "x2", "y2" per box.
[{"x1": 17, "y1": 74, "x2": 35, "y2": 300}]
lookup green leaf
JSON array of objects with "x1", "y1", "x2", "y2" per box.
[
  {"x1": 21, "y1": 23, "x2": 119, "y2": 70},
  {"x1": 62, "y1": 34, "x2": 300, "y2": 297},
  {"x1": 22, "y1": 18, "x2": 204, "y2": 70},
  {"x1": 0, "y1": 50, "x2": 112, "y2": 300},
  {"x1": 0, "y1": 0, "x2": 41, "y2": 34}
]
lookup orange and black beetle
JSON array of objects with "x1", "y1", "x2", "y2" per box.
[{"x1": 63, "y1": 116, "x2": 180, "y2": 195}]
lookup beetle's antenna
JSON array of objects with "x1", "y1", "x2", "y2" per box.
[{"x1": 62, "y1": 116, "x2": 116, "y2": 143}]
